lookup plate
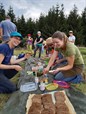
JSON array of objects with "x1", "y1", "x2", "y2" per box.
[
  {"x1": 46, "y1": 83, "x2": 58, "y2": 90},
  {"x1": 53, "y1": 80, "x2": 70, "y2": 88}
]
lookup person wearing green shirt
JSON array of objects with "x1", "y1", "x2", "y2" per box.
[{"x1": 44, "y1": 31, "x2": 85, "y2": 83}]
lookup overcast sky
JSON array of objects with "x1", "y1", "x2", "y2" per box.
[{"x1": 0, "y1": 0, "x2": 86, "y2": 20}]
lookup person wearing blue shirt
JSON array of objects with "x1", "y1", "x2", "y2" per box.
[
  {"x1": 0, "y1": 31, "x2": 30, "y2": 93},
  {"x1": 0, "y1": 15, "x2": 17, "y2": 41}
]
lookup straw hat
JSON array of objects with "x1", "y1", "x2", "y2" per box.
[
  {"x1": 43, "y1": 40, "x2": 46, "y2": 45},
  {"x1": 46, "y1": 37, "x2": 53, "y2": 45}
]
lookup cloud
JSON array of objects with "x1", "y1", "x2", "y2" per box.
[
  {"x1": 11, "y1": 0, "x2": 28, "y2": 9},
  {"x1": 24, "y1": 7, "x2": 43, "y2": 20},
  {"x1": 0, "y1": 0, "x2": 86, "y2": 20}
]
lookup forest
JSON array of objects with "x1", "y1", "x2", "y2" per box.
[{"x1": 0, "y1": 3, "x2": 86, "y2": 46}]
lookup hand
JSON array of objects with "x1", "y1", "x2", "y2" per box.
[
  {"x1": 34, "y1": 42, "x2": 37, "y2": 46},
  {"x1": 43, "y1": 67, "x2": 49, "y2": 74},
  {"x1": 24, "y1": 53, "x2": 31, "y2": 59},
  {"x1": 14, "y1": 65, "x2": 23, "y2": 71},
  {"x1": 53, "y1": 68, "x2": 60, "y2": 74},
  {"x1": 55, "y1": 60, "x2": 60, "y2": 64}
]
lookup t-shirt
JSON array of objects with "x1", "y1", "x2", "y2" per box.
[
  {"x1": 27, "y1": 39, "x2": 33, "y2": 45},
  {"x1": 68, "y1": 35, "x2": 76, "y2": 43},
  {"x1": 36, "y1": 36, "x2": 43, "y2": 47},
  {"x1": 0, "y1": 19, "x2": 17, "y2": 41},
  {"x1": 36, "y1": 36, "x2": 43, "y2": 43},
  {"x1": 0, "y1": 43, "x2": 14, "y2": 73},
  {"x1": 55, "y1": 42, "x2": 84, "y2": 65}
]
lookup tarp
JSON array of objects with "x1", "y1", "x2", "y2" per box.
[{"x1": 0, "y1": 57, "x2": 86, "y2": 114}]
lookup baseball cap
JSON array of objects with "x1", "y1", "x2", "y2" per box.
[
  {"x1": 28, "y1": 34, "x2": 31, "y2": 36},
  {"x1": 69, "y1": 30, "x2": 73, "y2": 33},
  {"x1": 37, "y1": 31, "x2": 41, "y2": 34},
  {"x1": 10, "y1": 31, "x2": 23, "y2": 40}
]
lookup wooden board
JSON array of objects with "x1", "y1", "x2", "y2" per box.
[{"x1": 26, "y1": 91, "x2": 76, "y2": 114}]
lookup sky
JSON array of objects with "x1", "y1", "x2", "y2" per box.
[{"x1": 0, "y1": 0, "x2": 86, "y2": 20}]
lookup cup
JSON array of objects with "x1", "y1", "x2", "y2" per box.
[{"x1": 39, "y1": 82, "x2": 45, "y2": 91}]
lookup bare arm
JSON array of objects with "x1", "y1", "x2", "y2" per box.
[
  {"x1": 71, "y1": 40, "x2": 75, "y2": 44},
  {"x1": 37, "y1": 38, "x2": 43, "y2": 44},
  {"x1": 0, "y1": 54, "x2": 22, "y2": 71},
  {"x1": 34, "y1": 38, "x2": 37, "y2": 44},
  {"x1": 44, "y1": 50, "x2": 58, "y2": 73},
  {"x1": 47, "y1": 50, "x2": 58, "y2": 68},
  {"x1": 10, "y1": 57, "x2": 25, "y2": 64},
  {"x1": 68, "y1": 40, "x2": 75, "y2": 44},
  {"x1": 0, "y1": 28, "x2": 3, "y2": 40},
  {"x1": 10, "y1": 53, "x2": 31, "y2": 64},
  {"x1": 53, "y1": 55, "x2": 75, "y2": 73},
  {"x1": 55, "y1": 57, "x2": 67, "y2": 64}
]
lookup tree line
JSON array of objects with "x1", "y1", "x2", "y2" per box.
[{"x1": 0, "y1": 3, "x2": 86, "y2": 46}]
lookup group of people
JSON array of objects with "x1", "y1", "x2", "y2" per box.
[
  {"x1": 0, "y1": 16, "x2": 31, "y2": 93},
  {"x1": 0, "y1": 15, "x2": 84, "y2": 94},
  {"x1": 44, "y1": 31, "x2": 84, "y2": 83}
]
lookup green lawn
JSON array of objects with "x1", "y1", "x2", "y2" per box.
[{"x1": 0, "y1": 47, "x2": 86, "y2": 110}]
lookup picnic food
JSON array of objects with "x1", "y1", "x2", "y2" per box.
[
  {"x1": 28, "y1": 95, "x2": 42, "y2": 114},
  {"x1": 41, "y1": 94, "x2": 55, "y2": 114},
  {"x1": 26, "y1": 91, "x2": 76, "y2": 114},
  {"x1": 55, "y1": 91, "x2": 69, "y2": 114},
  {"x1": 46, "y1": 83, "x2": 58, "y2": 90}
]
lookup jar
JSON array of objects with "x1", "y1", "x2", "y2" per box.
[
  {"x1": 39, "y1": 82, "x2": 45, "y2": 91},
  {"x1": 45, "y1": 78, "x2": 48, "y2": 84},
  {"x1": 44, "y1": 74, "x2": 48, "y2": 84},
  {"x1": 38, "y1": 65, "x2": 43, "y2": 72}
]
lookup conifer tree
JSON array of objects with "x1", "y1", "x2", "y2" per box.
[{"x1": 0, "y1": 3, "x2": 5, "y2": 22}]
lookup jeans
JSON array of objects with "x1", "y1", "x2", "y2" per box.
[
  {"x1": 54, "y1": 72, "x2": 83, "y2": 83},
  {"x1": 34, "y1": 45, "x2": 42, "y2": 58},
  {"x1": 0, "y1": 69, "x2": 18, "y2": 93}
]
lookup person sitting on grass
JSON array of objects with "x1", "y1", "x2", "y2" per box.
[
  {"x1": 0, "y1": 31, "x2": 30, "y2": 93},
  {"x1": 44, "y1": 31, "x2": 85, "y2": 83}
]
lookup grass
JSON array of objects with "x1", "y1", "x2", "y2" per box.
[{"x1": 0, "y1": 47, "x2": 86, "y2": 110}]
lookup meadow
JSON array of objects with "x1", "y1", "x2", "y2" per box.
[{"x1": 0, "y1": 47, "x2": 86, "y2": 110}]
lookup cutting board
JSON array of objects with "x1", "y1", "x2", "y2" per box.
[{"x1": 26, "y1": 90, "x2": 76, "y2": 114}]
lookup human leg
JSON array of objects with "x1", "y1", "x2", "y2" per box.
[
  {"x1": 33, "y1": 45, "x2": 39, "y2": 57},
  {"x1": 54, "y1": 72, "x2": 65, "y2": 80},
  {"x1": 0, "y1": 73, "x2": 17, "y2": 93},
  {"x1": 54, "y1": 72, "x2": 83, "y2": 83},
  {"x1": 29, "y1": 45, "x2": 32, "y2": 51},
  {"x1": 39, "y1": 46, "x2": 42, "y2": 58},
  {"x1": 27, "y1": 44, "x2": 30, "y2": 50},
  {"x1": 4, "y1": 69, "x2": 18, "y2": 79}
]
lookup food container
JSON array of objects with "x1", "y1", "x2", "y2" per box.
[
  {"x1": 20, "y1": 82, "x2": 38, "y2": 92},
  {"x1": 35, "y1": 76, "x2": 39, "y2": 84},
  {"x1": 39, "y1": 82, "x2": 45, "y2": 91}
]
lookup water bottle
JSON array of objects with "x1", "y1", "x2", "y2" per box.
[{"x1": 35, "y1": 76, "x2": 39, "y2": 84}]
